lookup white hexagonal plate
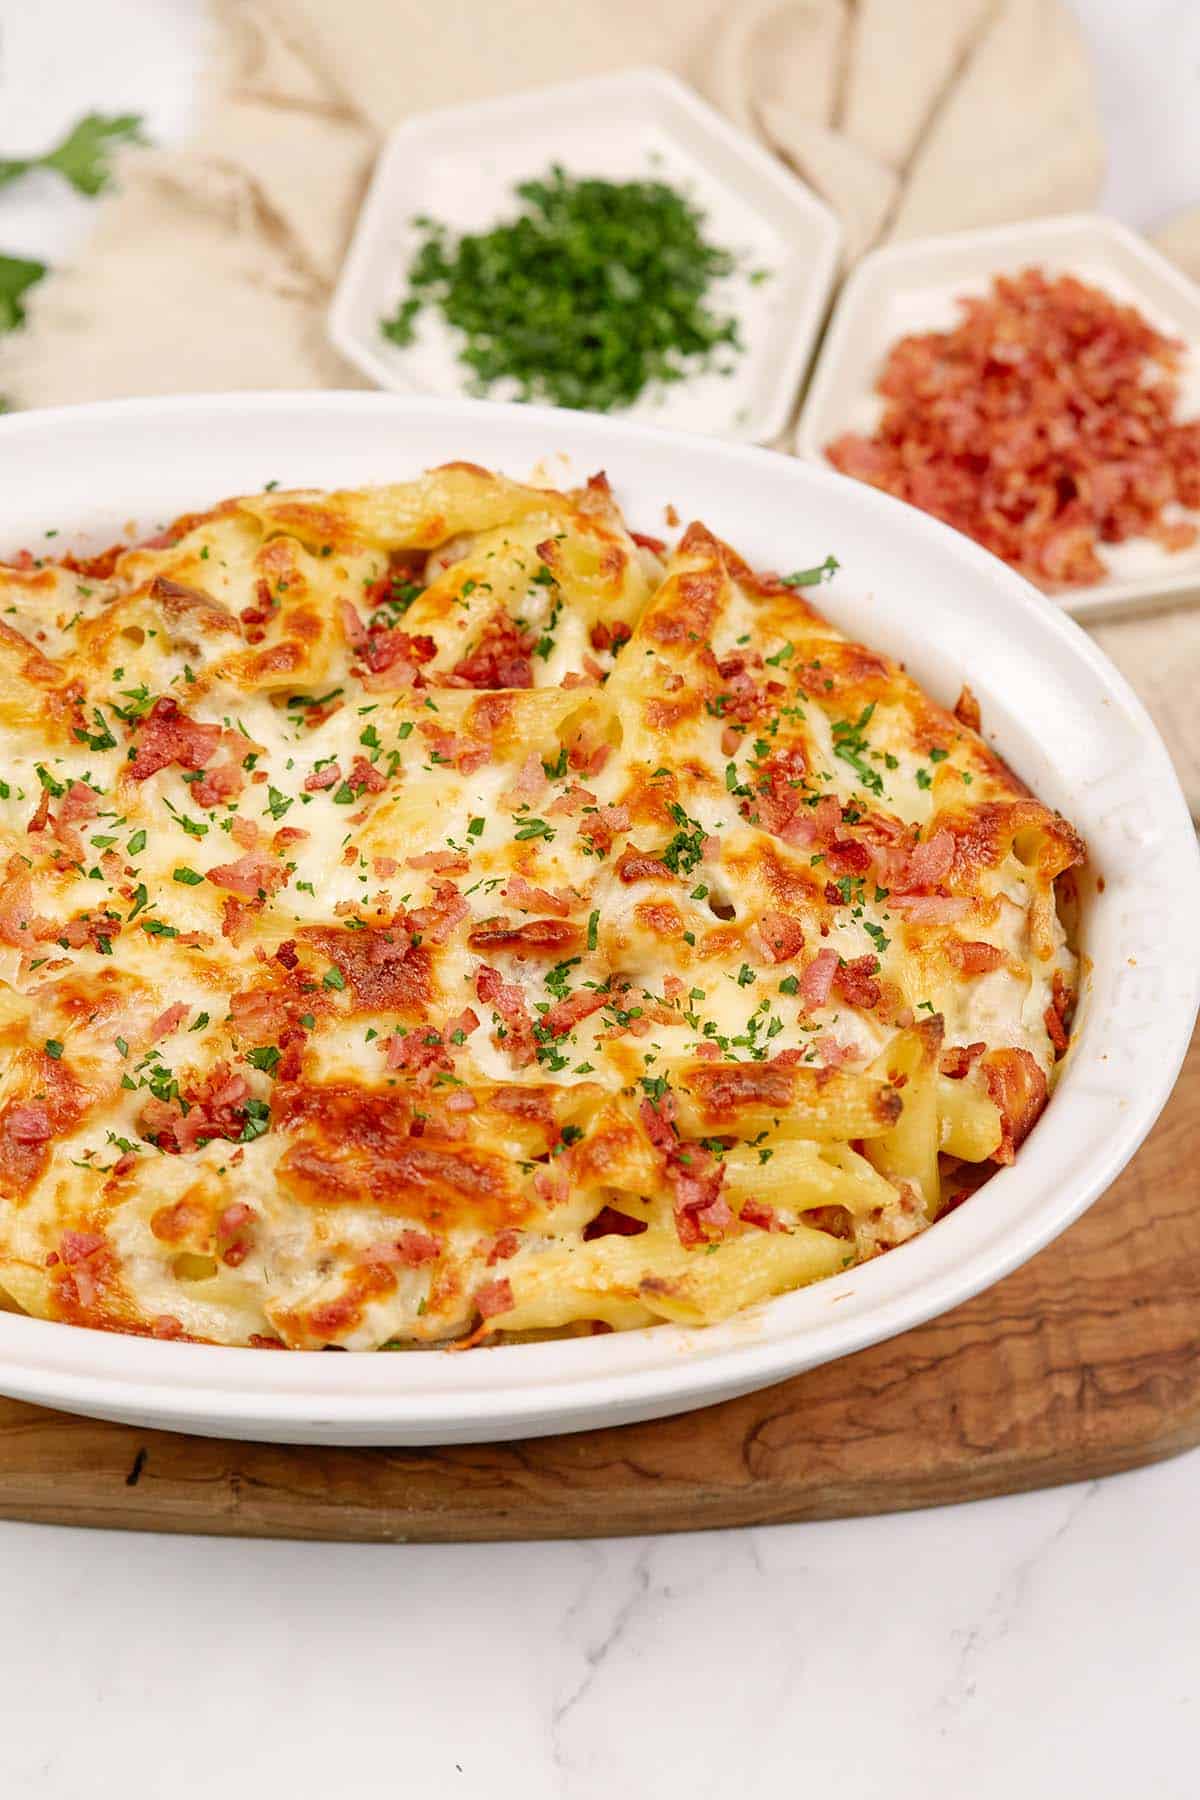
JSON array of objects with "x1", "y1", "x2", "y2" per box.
[
  {"x1": 330, "y1": 67, "x2": 840, "y2": 445},
  {"x1": 796, "y1": 213, "x2": 1200, "y2": 622}
]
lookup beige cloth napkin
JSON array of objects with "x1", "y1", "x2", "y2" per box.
[{"x1": 3, "y1": 0, "x2": 1199, "y2": 808}]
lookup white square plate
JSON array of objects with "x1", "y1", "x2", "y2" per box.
[
  {"x1": 330, "y1": 67, "x2": 840, "y2": 445},
  {"x1": 795, "y1": 214, "x2": 1200, "y2": 622}
]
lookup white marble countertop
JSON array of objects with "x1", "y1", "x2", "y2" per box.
[{"x1": 0, "y1": 2, "x2": 1198, "y2": 1793}]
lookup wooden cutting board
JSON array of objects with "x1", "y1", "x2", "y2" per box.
[{"x1": 1, "y1": 1031, "x2": 1196, "y2": 1543}]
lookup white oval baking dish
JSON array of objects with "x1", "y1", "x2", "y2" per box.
[{"x1": 0, "y1": 391, "x2": 1195, "y2": 1445}]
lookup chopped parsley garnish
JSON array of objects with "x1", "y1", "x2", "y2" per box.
[
  {"x1": 513, "y1": 817, "x2": 555, "y2": 843},
  {"x1": 172, "y1": 867, "x2": 203, "y2": 885},
  {"x1": 380, "y1": 166, "x2": 743, "y2": 412},
  {"x1": 43, "y1": 1039, "x2": 64, "y2": 1060},
  {"x1": 661, "y1": 803, "x2": 705, "y2": 876},
  {"x1": 781, "y1": 555, "x2": 839, "y2": 588},
  {"x1": 75, "y1": 707, "x2": 117, "y2": 752},
  {"x1": 831, "y1": 703, "x2": 884, "y2": 797},
  {"x1": 238, "y1": 1097, "x2": 271, "y2": 1142}
]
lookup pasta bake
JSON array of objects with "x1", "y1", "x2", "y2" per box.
[{"x1": 0, "y1": 464, "x2": 1084, "y2": 1349}]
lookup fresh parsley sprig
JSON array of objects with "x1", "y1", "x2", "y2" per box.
[{"x1": 0, "y1": 113, "x2": 146, "y2": 198}]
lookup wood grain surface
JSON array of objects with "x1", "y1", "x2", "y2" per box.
[{"x1": 0, "y1": 1032, "x2": 1196, "y2": 1543}]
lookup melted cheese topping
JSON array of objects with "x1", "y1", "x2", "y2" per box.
[{"x1": 0, "y1": 465, "x2": 1085, "y2": 1349}]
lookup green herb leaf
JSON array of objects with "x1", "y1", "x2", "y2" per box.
[
  {"x1": 380, "y1": 166, "x2": 742, "y2": 413},
  {"x1": 781, "y1": 555, "x2": 839, "y2": 588},
  {"x1": 0, "y1": 113, "x2": 146, "y2": 199},
  {"x1": 0, "y1": 254, "x2": 47, "y2": 334},
  {"x1": 238, "y1": 1097, "x2": 271, "y2": 1142}
]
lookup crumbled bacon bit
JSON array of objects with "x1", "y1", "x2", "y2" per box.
[
  {"x1": 506, "y1": 752, "x2": 548, "y2": 806},
  {"x1": 6, "y1": 1104, "x2": 54, "y2": 1144},
  {"x1": 541, "y1": 987, "x2": 608, "y2": 1038},
  {"x1": 715, "y1": 650, "x2": 767, "y2": 726},
  {"x1": 826, "y1": 268, "x2": 1200, "y2": 589},
  {"x1": 750, "y1": 910, "x2": 805, "y2": 965},
  {"x1": 982, "y1": 1047, "x2": 1049, "y2": 1163},
  {"x1": 579, "y1": 803, "x2": 630, "y2": 857},
  {"x1": 941, "y1": 1041, "x2": 987, "y2": 1079},
  {"x1": 589, "y1": 619, "x2": 632, "y2": 653},
  {"x1": 383, "y1": 1009, "x2": 478, "y2": 1077},
  {"x1": 221, "y1": 895, "x2": 258, "y2": 943},
  {"x1": 348, "y1": 754, "x2": 387, "y2": 794},
  {"x1": 59, "y1": 781, "x2": 99, "y2": 825},
  {"x1": 640, "y1": 1092, "x2": 730, "y2": 1248},
  {"x1": 190, "y1": 761, "x2": 244, "y2": 809},
  {"x1": 951, "y1": 939, "x2": 1005, "y2": 975},
  {"x1": 216, "y1": 1202, "x2": 256, "y2": 1267},
  {"x1": 467, "y1": 916, "x2": 581, "y2": 957},
  {"x1": 448, "y1": 611, "x2": 535, "y2": 690},
  {"x1": 205, "y1": 849, "x2": 290, "y2": 900},
  {"x1": 60, "y1": 1229, "x2": 106, "y2": 1265},
  {"x1": 799, "y1": 947, "x2": 838, "y2": 1008},
  {"x1": 825, "y1": 838, "x2": 872, "y2": 875},
  {"x1": 304, "y1": 761, "x2": 342, "y2": 792},
  {"x1": 149, "y1": 1002, "x2": 188, "y2": 1042},
  {"x1": 141, "y1": 1063, "x2": 253, "y2": 1153},
  {"x1": 475, "y1": 964, "x2": 535, "y2": 1067},
  {"x1": 832, "y1": 954, "x2": 882, "y2": 1009},
  {"x1": 26, "y1": 786, "x2": 52, "y2": 835},
  {"x1": 365, "y1": 1229, "x2": 441, "y2": 1268},
  {"x1": 126, "y1": 696, "x2": 222, "y2": 781},
  {"x1": 546, "y1": 783, "x2": 595, "y2": 819},
  {"x1": 408, "y1": 880, "x2": 468, "y2": 945},
  {"x1": 363, "y1": 625, "x2": 436, "y2": 678},
  {"x1": 616, "y1": 845, "x2": 671, "y2": 883},
  {"x1": 502, "y1": 874, "x2": 575, "y2": 916},
  {"x1": 749, "y1": 761, "x2": 831, "y2": 846},
  {"x1": 487, "y1": 1229, "x2": 521, "y2": 1264},
  {"x1": 406, "y1": 850, "x2": 469, "y2": 874},
  {"x1": 476, "y1": 1277, "x2": 514, "y2": 1319},
  {"x1": 739, "y1": 1198, "x2": 783, "y2": 1232}
]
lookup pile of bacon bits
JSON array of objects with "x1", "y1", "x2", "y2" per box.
[{"x1": 825, "y1": 267, "x2": 1200, "y2": 588}]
